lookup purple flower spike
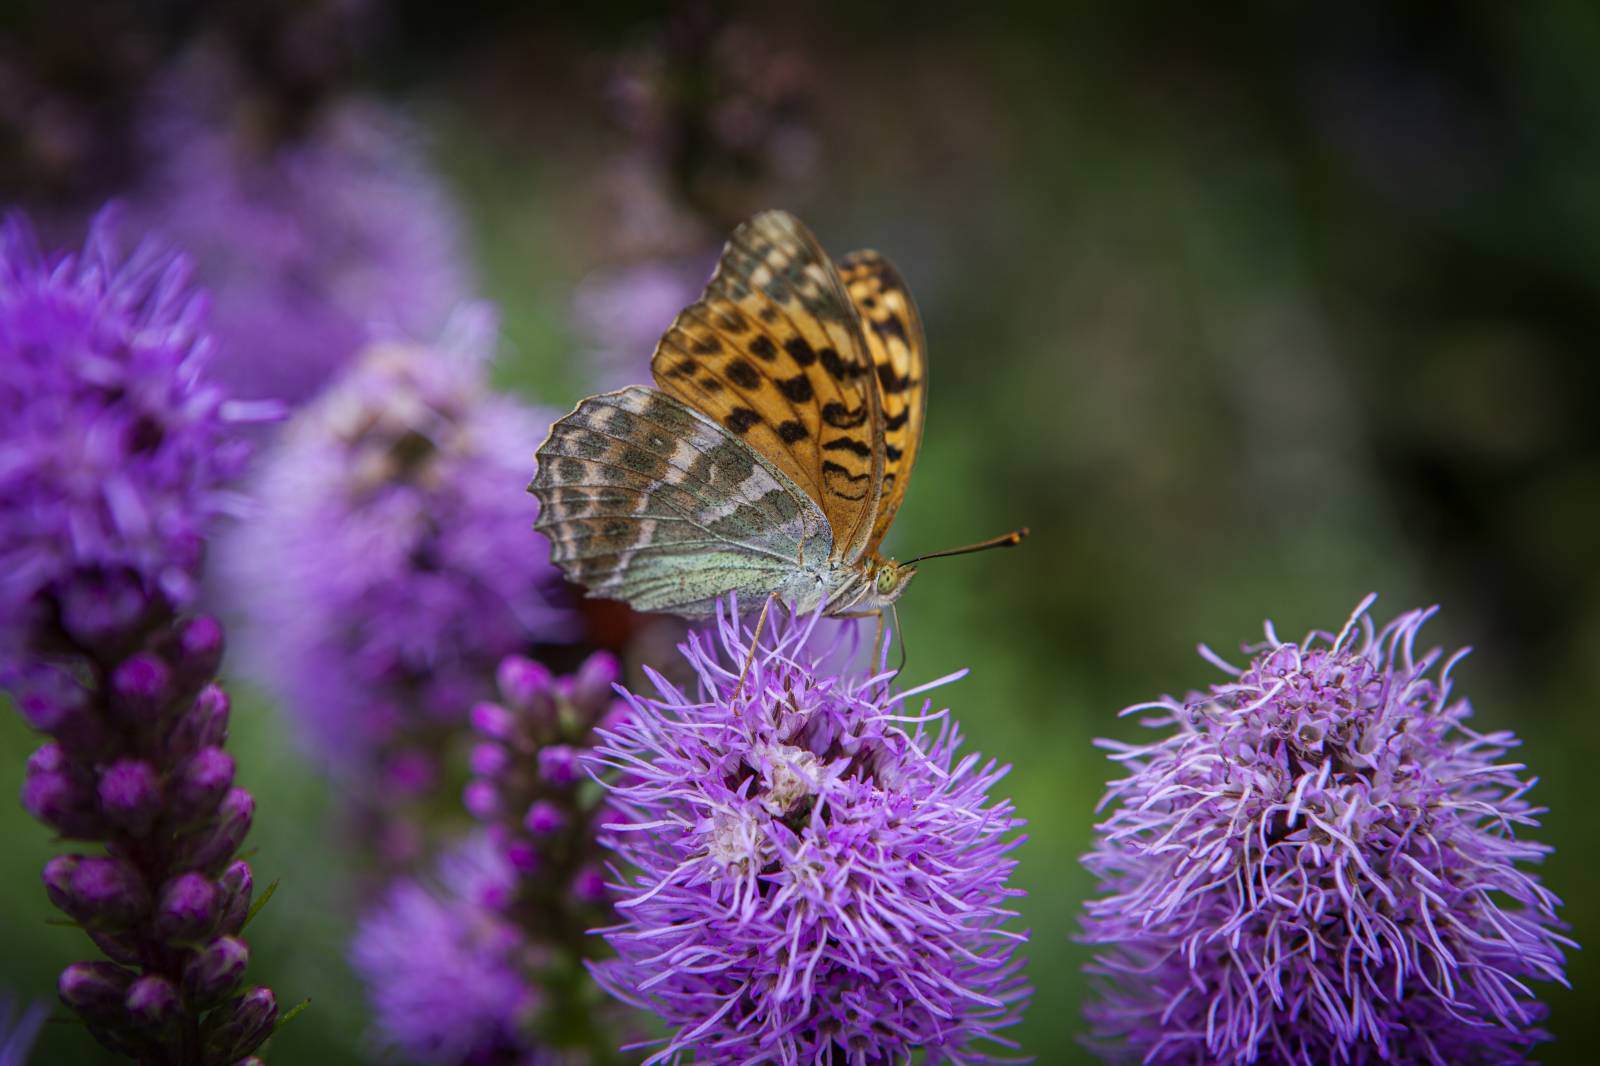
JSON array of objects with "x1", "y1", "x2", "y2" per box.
[
  {"x1": 590, "y1": 599, "x2": 1030, "y2": 1065},
  {"x1": 3, "y1": 211, "x2": 278, "y2": 1063},
  {"x1": 1080, "y1": 595, "x2": 1574, "y2": 1065},
  {"x1": 219, "y1": 320, "x2": 575, "y2": 861}
]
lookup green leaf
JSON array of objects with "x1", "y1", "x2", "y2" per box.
[
  {"x1": 44, "y1": 917, "x2": 81, "y2": 928},
  {"x1": 241, "y1": 878, "x2": 280, "y2": 930}
]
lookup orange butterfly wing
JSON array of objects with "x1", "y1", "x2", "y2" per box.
[
  {"x1": 649, "y1": 211, "x2": 884, "y2": 565},
  {"x1": 838, "y1": 250, "x2": 926, "y2": 554}
]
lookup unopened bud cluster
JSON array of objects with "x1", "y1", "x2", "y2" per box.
[
  {"x1": 8, "y1": 612, "x2": 276, "y2": 1063},
  {"x1": 464, "y1": 650, "x2": 629, "y2": 1051}
]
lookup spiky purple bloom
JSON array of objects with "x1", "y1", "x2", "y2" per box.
[
  {"x1": 0, "y1": 210, "x2": 259, "y2": 659},
  {"x1": 137, "y1": 84, "x2": 471, "y2": 407},
  {"x1": 590, "y1": 601, "x2": 1030, "y2": 1065},
  {"x1": 351, "y1": 834, "x2": 538, "y2": 1065},
  {"x1": 1, "y1": 210, "x2": 276, "y2": 1064},
  {"x1": 1080, "y1": 595, "x2": 1573, "y2": 1065},
  {"x1": 219, "y1": 312, "x2": 574, "y2": 857}
]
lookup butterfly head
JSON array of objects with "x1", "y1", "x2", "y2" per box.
[{"x1": 871, "y1": 559, "x2": 917, "y2": 604}]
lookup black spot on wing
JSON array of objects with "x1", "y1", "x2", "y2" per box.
[
  {"x1": 884, "y1": 409, "x2": 910, "y2": 431},
  {"x1": 784, "y1": 337, "x2": 816, "y2": 366},
  {"x1": 777, "y1": 420, "x2": 809, "y2": 443},
  {"x1": 692, "y1": 335, "x2": 722, "y2": 355},
  {"x1": 724, "y1": 407, "x2": 761, "y2": 434},
  {"x1": 819, "y1": 347, "x2": 849, "y2": 381},
  {"x1": 876, "y1": 363, "x2": 913, "y2": 394},
  {"x1": 749, "y1": 335, "x2": 778, "y2": 362},
  {"x1": 822, "y1": 437, "x2": 871, "y2": 458},
  {"x1": 777, "y1": 375, "x2": 814, "y2": 403},
  {"x1": 885, "y1": 444, "x2": 903, "y2": 462},
  {"x1": 821, "y1": 402, "x2": 868, "y2": 429},
  {"x1": 822, "y1": 461, "x2": 869, "y2": 500},
  {"x1": 725, "y1": 359, "x2": 762, "y2": 389}
]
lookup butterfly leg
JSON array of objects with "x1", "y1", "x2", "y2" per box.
[{"x1": 732, "y1": 592, "x2": 778, "y2": 700}]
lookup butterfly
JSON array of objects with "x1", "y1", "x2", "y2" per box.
[{"x1": 530, "y1": 210, "x2": 1024, "y2": 639}]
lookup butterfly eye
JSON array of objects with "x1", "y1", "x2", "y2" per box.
[{"x1": 876, "y1": 566, "x2": 897, "y2": 594}]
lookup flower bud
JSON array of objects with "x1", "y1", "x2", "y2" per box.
[
  {"x1": 22, "y1": 745, "x2": 103, "y2": 838},
  {"x1": 97, "y1": 758, "x2": 164, "y2": 836},
  {"x1": 463, "y1": 780, "x2": 499, "y2": 819},
  {"x1": 505, "y1": 840, "x2": 540, "y2": 874},
  {"x1": 125, "y1": 974, "x2": 182, "y2": 1031},
  {"x1": 47, "y1": 855, "x2": 149, "y2": 929},
  {"x1": 174, "y1": 615, "x2": 225, "y2": 685},
  {"x1": 181, "y1": 936, "x2": 249, "y2": 1008},
  {"x1": 169, "y1": 684, "x2": 230, "y2": 758},
  {"x1": 202, "y1": 986, "x2": 277, "y2": 1064},
  {"x1": 109, "y1": 653, "x2": 172, "y2": 721},
  {"x1": 470, "y1": 700, "x2": 514, "y2": 741},
  {"x1": 572, "y1": 651, "x2": 620, "y2": 712},
  {"x1": 169, "y1": 747, "x2": 234, "y2": 824},
  {"x1": 176, "y1": 788, "x2": 253, "y2": 872},
  {"x1": 496, "y1": 655, "x2": 552, "y2": 709},
  {"x1": 468, "y1": 741, "x2": 508, "y2": 777},
  {"x1": 59, "y1": 960, "x2": 135, "y2": 1023},
  {"x1": 572, "y1": 864, "x2": 608, "y2": 904},
  {"x1": 524, "y1": 800, "x2": 566, "y2": 836},
  {"x1": 155, "y1": 872, "x2": 218, "y2": 942},
  {"x1": 216, "y1": 861, "x2": 254, "y2": 936},
  {"x1": 42, "y1": 854, "x2": 80, "y2": 912},
  {"x1": 537, "y1": 744, "x2": 581, "y2": 787}
]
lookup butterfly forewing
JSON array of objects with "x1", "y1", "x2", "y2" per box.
[
  {"x1": 650, "y1": 211, "x2": 884, "y2": 566},
  {"x1": 532, "y1": 386, "x2": 832, "y2": 617},
  {"x1": 839, "y1": 250, "x2": 927, "y2": 553}
]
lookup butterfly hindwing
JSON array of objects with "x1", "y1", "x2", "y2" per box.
[
  {"x1": 839, "y1": 250, "x2": 927, "y2": 553},
  {"x1": 650, "y1": 211, "x2": 884, "y2": 566},
  {"x1": 531, "y1": 386, "x2": 832, "y2": 617}
]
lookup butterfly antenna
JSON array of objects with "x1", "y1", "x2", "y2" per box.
[{"x1": 903, "y1": 527, "x2": 1029, "y2": 565}]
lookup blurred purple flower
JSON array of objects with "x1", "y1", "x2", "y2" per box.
[
  {"x1": 1080, "y1": 595, "x2": 1573, "y2": 1065},
  {"x1": 352, "y1": 834, "x2": 538, "y2": 1065},
  {"x1": 219, "y1": 309, "x2": 574, "y2": 790},
  {"x1": 590, "y1": 600, "x2": 1030, "y2": 1065},
  {"x1": 0, "y1": 995, "x2": 46, "y2": 1066},
  {"x1": 137, "y1": 87, "x2": 471, "y2": 407},
  {"x1": 0, "y1": 209, "x2": 260, "y2": 660},
  {"x1": 571, "y1": 260, "x2": 705, "y2": 390}
]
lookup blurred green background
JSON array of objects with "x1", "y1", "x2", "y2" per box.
[{"x1": 4, "y1": 3, "x2": 1598, "y2": 1062}]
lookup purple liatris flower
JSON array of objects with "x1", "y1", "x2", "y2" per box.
[
  {"x1": 590, "y1": 600, "x2": 1030, "y2": 1065},
  {"x1": 220, "y1": 310, "x2": 574, "y2": 858},
  {"x1": 1080, "y1": 595, "x2": 1573, "y2": 1065},
  {"x1": 0, "y1": 210, "x2": 260, "y2": 659},
  {"x1": 352, "y1": 834, "x2": 537, "y2": 1064},
  {"x1": 136, "y1": 81, "x2": 471, "y2": 407},
  {"x1": 1, "y1": 211, "x2": 277, "y2": 1064}
]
